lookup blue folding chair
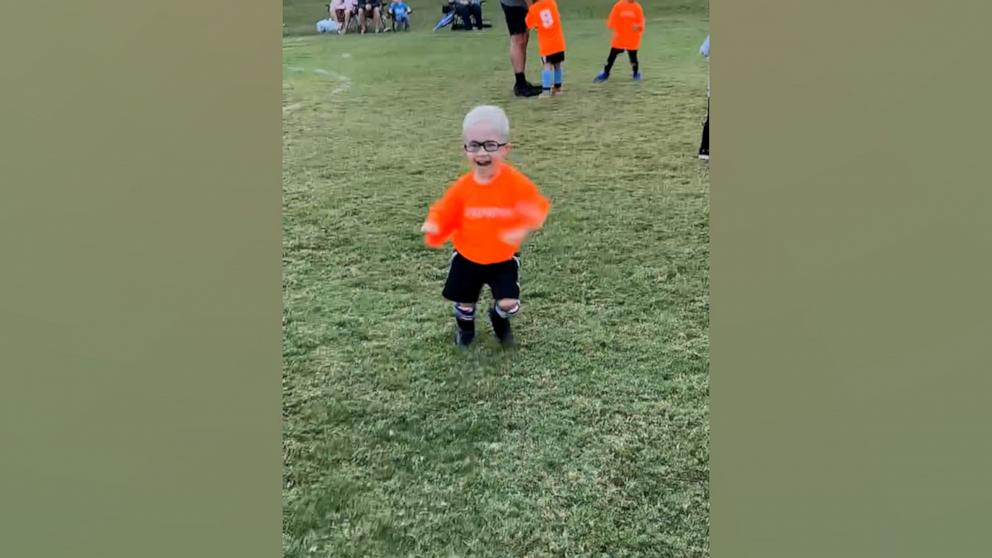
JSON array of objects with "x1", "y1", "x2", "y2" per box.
[
  {"x1": 433, "y1": 0, "x2": 489, "y2": 32},
  {"x1": 433, "y1": 11, "x2": 456, "y2": 32}
]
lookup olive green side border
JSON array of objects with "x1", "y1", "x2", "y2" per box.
[
  {"x1": 1, "y1": 2, "x2": 282, "y2": 557},
  {"x1": 711, "y1": 1, "x2": 992, "y2": 557}
]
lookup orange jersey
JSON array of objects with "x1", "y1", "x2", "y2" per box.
[
  {"x1": 607, "y1": 0, "x2": 645, "y2": 51},
  {"x1": 525, "y1": 0, "x2": 566, "y2": 57},
  {"x1": 424, "y1": 163, "x2": 551, "y2": 265}
]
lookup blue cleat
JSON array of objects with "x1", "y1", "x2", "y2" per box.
[
  {"x1": 633, "y1": 72, "x2": 642, "y2": 81},
  {"x1": 593, "y1": 72, "x2": 609, "y2": 83}
]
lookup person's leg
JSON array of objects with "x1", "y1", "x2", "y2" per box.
[
  {"x1": 628, "y1": 49, "x2": 641, "y2": 78},
  {"x1": 502, "y1": 3, "x2": 539, "y2": 96},
  {"x1": 699, "y1": 95, "x2": 710, "y2": 159},
  {"x1": 553, "y1": 62, "x2": 563, "y2": 94},
  {"x1": 358, "y1": 7, "x2": 367, "y2": 32},
  {"x1": 443, "y1": 253, "x2": 484, "y2": 347},
  {"x1": 540, "y1": 59, "x2": 554, "y2": 96},
  {"x1": 455, "y1": 4, "x2": 472, "y2": 29},
  {"x1": 510, "y1": 33, "x2": 529, "y2": 75},
  {"x1": 453, "y1": 302, "x2": 477, "y2": 346},
  {"x1": 595, "y1": 48, "x2": 623, "y2": 81},
  {"x1": 487, "y1": 256, "x2": 522, "y2": 347},
  {"x1": 373, "y1": 6, "x2": 382, "y2": 32},
  {"x1": 470, "y1": 4, "x2": 483, "y2": 29},
  {"x1": 489, "y1": 298, "x2": 519, "y2": 345}
]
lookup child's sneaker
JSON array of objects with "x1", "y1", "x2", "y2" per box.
[
  {"x1": 552, "y1": 87, "x2": 563, "y2": 96},
  {"x1": 593, "y1": 72, "x2": 609, "y2": 83},
  {"x1": 633, "y1": 72, "x2": 642, "y2": 81},
  {"x1": 539, "y1": 89, "x2": 553, "y2": 98}
]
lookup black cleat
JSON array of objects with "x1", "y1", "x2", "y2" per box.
[
  {"x1": 496, "y1": 328, "x2": 516, "y2": 348},
  {"x1": 514, "y1": 82, "x2": 542, "y2": 97},
  {"x1": 455, "y1": 329, "x2": 475, "y2": 349},
  {"x1": 489, "y1": 310, "x2": 515, "y2": 348}
]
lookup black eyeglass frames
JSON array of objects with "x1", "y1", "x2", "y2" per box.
[{"x1": 464, "y1": 141, "x2": 508, "y2": 153}]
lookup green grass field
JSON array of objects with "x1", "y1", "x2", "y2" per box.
[{"x1": 283, "y1": 0, "x2": 710, "y2": 555}]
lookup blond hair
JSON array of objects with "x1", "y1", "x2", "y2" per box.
[{"x1": 462, "y1": 105, "x2": 510, "y2": 142}]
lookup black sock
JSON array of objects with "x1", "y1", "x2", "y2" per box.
[
  {"x1": 628, "y1": 50, "x2": 640, "y2": 74},
  {"x1": 489, "y1": 307, "x2": 510, "y2": 340},
  {"x1": 456, "y1": 315, "x2": 475, "y2": 342},
  {"x1": 604, "y1": 48, "x2": 622, "y2": 74},
  {"x1": 515, "y1": 72, "x2": 527, "y2": 86}
]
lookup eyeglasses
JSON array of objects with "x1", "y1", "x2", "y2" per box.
[{"x1": 464, "y1": 141, "x2": 508, "y2": 153}]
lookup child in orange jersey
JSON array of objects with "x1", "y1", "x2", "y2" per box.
[
  {"x1": 524, "y1": 0, "x2": 566, "y2": 97},
  {"x1": 594, "y1": 0, "x2": 645, "y2": 82},
  {"x1": 421, "y1": 105, "x2": 551, "y2": 348}
]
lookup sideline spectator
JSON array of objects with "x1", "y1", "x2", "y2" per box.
[
  {"x1": 389, "y1": 1, "x2": 413, "y2": 31},
  {"x1": 329, "y1": 0, "x2": 357, "y2": 34},
  {"x1": 452, "y1": 0, "x2": 483, "y2": 31},
  {"x1": 358, "y1": 0, "x2": 384, "y2": 33}
]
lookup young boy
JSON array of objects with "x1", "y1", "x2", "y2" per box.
[
  {"x1": 421, "y1": 106, "x2": 551, "y2": 348},
  {"x1": 524, "y1": 0, "x2": 566, "y2": 97},
  {"x1": 594, "y1": 0, "x2": 645, "y2": 82},
  {"x1": 389, "y1": 0, "x2": 412, "y2": 31}
]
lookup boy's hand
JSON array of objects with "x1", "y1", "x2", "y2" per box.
[
  {"x1": 632, "y1": 24, "x2": 643, "y2": 32},
  {"x1": 499, "y1": 228, "x2": 528, "y2": 245},
  {"x1": 421, "y1": 221, "x2": 439, "y2": 235},
  {"x1": 515, "y1": 201, "x2": 548, "y2": 228}
]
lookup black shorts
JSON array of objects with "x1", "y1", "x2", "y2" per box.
[
  {"x1": 358, "y1": 0, "x2": 381, "y2": 9},
  {"x1": 542, "y1": 51, "x2": 565, "y2": 64},
  {"x1": 442, "y1": 251, "x2": 521, "y2": 304},
  {"x1": 501, "y1": 3, "x2": 528, "y2": 36}
]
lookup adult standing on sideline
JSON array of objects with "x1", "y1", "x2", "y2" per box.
[
  {"x1": 500, "y1": 0, "x2": 543, "y2": 97},
  {"x1": 698, "y1": 34, "x2": 710, "y2": 160}
]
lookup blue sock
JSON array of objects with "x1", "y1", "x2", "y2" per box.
[
  {"x1": 554, "y1": 66, "x2": 563, "y2": 87},
  {"x1": 542, "y1": 69, "x2": 553, "y2": 90}
]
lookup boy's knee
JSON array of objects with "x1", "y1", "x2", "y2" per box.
[
  {"x1": 494, "y1": 299, "x2": 521, "y2": 318},
  {"x1": 453, "y1": 303, "x2": 476, "y2": 321}
]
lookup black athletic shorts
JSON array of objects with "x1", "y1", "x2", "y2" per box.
[
  {"x1": 442, "y1": 251, "x2": 521, "y2": 304},
  {"x1": 542, "y1": 51, "x2": 565, "y2": 65},
  {"x1": 501, "y1": 3, "x2": 528, "y2": 36}
]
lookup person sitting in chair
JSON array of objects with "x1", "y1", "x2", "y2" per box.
[
  {"x1": 389, "y1": 0, "x2": 413, "y2": 31},
  {"x1": 329, "y1": 0, "x2": 356, "y2": 34},
  {"x1": 451, "y1": 0, "x2": 483, "y2": 30},
  {"x1": 357, "y1": 0, "x2": 384, "y2": 33}
]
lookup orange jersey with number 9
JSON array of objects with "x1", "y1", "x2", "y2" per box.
[{"x1": 525, "y1": 0, "x2": 566, "y2": 57}]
